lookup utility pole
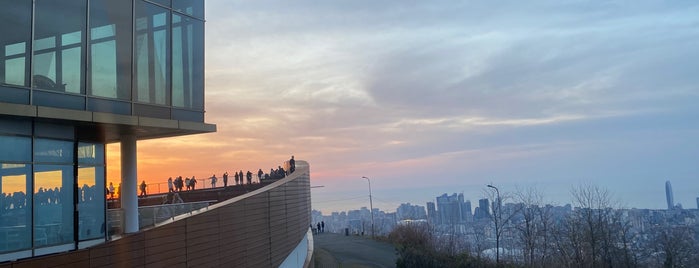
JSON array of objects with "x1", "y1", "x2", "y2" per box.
[
  {"x1": 362, "y1": 176, "x2": 374, "y2": 238},
  {"x1": 487, "y1": 184, "x2": 501, "y2": 266}
]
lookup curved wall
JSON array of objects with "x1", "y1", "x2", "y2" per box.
[{"x1": 0, "y1": 161, "x2": 312, "y2": 268}]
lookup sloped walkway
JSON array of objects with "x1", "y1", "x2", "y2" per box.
[{"x1": 313, "y1": 233, "x2": 397, "y2": 268}]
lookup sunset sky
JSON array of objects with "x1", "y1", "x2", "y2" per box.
[{"x1": 109, "y1": 1, "x2": 699, "y2": 213}]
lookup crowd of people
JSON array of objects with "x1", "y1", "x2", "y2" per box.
[
  {"x1": 104, "y1": 156, "x2": 298, "y2": 198},
  {"x1": 165, "y1": 176, "x2": 199, "y2": 193},
  {"x1": 312, "y1": 221, "x2": 325, "y2": 234},
  {"x1": 163, "y1": 155, "x2": 297, "y2": 193}
]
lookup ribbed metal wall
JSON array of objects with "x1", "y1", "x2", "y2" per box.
[{"x1": 0, "y1": 162, "x2": 311, "y2": 268}]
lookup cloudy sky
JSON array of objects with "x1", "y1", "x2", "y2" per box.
[{"x1": 111, "y1": 1, "x2": 699, "y2": 213}]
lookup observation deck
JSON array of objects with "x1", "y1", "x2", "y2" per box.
[{"x1": 0, "y1": 161, "x2": 313, "y2": 267}]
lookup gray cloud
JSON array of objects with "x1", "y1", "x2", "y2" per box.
[{"x1": 204, "y1": 1, "x2": 699, "y2": 210}]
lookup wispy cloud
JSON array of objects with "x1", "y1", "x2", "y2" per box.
[{"x1": 118, "y1": 1, "x2": 699, "y2": 212}]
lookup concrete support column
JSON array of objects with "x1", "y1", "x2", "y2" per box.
[{"x1": 121, "y1": 135, "x2": 139, "y2": 233}]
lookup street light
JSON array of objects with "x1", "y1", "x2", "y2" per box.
[
  {"x1": 487, "y1": 184, "x2": 501, "y2": 266},
  {"x1": 362, "y1": 176, "x2": 374, "y2": 238}
]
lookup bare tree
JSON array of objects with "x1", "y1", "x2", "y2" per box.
[
  {"x1": 653, "y1": 225, "x2": 697, "y2": 268},
  {"x1": 484, "y1": 185, "x2": 521, "y2": 267},
  {"x1": 514, "y1": 186, "x2": 555, "y2": 268},
  {"x1": 534, "y1": 204, "x2": 554, "y2": 267},
  {"x1": 549, "y1": 183, "x2": 635, "y2": 268}
]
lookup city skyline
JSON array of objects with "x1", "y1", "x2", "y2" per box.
[
  {"x1": 105, "y1": 1, "x2": 699, "y2": 214},
  {"x1": 312, "y1": 183, "x2": 699, "y2": 215}
]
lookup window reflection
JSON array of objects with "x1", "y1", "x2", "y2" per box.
[
  {"x1": 0, "y1": 165, "x2": 31, "y2": 253},
  {"x1": 78, "y1": 166, "x2": 105, "y2": 240},
  {"x1": 78, "y1": 142, "x2": 105, "y2": 165},
  {"x1": 89, "y1": 0, "x2": 132, "y2": 100},
  {"x1": 0, "y1": 0, "x2": 32, "y2": 87},
  {"x1": 33, "y1": 0, "x2": 86, "y2": 94},
  {"x1": 34, "y1": 165, "x2": 74, "y2": 246},
  {"x1": 77, "y1": 142, "x2": 105, "y2": 241},
  {"x1": 173, "y1": 0, "x2": 204, "y2": 19},
  {"x1": 34, "y1": 139, "x2": 73, "y2": 163},
  {"x1": 173, "y1": 14, "x2": 204, "y2": 110},
  {"x1": 135, "y1": 1, "x2": 170, "y2": 106}
]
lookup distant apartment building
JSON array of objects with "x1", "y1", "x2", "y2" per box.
[
  {"x1": 462, "y1": 199, "x2": 473, "y2": 222},
  {"x1": 434, "y1": 193, "x2": 473, "y2": 225},
  {"x1": 396, "y1": 202, "x2": 427, "y2": 221},
  {"x1": 475, "y1": 198, "x2": 491, "y2": 220},
  {"x1": 427, "y1": 201, "x2": 437, "y2": 224}
]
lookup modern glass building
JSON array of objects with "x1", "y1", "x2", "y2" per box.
[{"x1": 0, "y1": 0, "x2": 214, "y2": 262}]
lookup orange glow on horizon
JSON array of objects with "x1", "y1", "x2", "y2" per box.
[{"x1": 105, "y1": 135, "x2": 297, "y2": 190}]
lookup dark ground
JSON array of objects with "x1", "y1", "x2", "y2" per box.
[{"x1": 313, "y1": 232, "x2": 397, "y2": 268}]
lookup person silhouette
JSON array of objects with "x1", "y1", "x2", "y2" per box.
[{"x1": 289, "y1": 155, "x2": 296, "y2": 174}]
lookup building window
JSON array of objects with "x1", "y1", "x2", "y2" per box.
[
  {"x1": 77, "y1": 143, "x2": 105, "y2": 241},
  {"x1": 135, "y1": 1, "x2": 171, "y2": 106},
  {"x1": 0, "y1": 163, "x2": 32, "y2": 253},
  {"x1": 89, "y1": 0, "x2": 133, "y2": 100},
  {"x1": 33, "y1": 0, "x2": 86, "y2": 94},
  {"x1": 33, "y1": 164, "x2": 73, "y2": 247},
  {"x1": 33, "y1": 139, "x2": 74, "y2": 247},
  {"x1": 172, "y1": 14, "x2": 204, "y2": 110},
  {"x1": 0, "y1": 0, "x2": 32, "y2": 87},
  {"x1": 0, "y1": 134, "x2": 32, "y2": 253},
  {"x1": 173, "y1": 0, "x2": 204, "y2": 19}
]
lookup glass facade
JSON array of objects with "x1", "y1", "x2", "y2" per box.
[
  {"x1": 0, "y1": 122, "x2": 106, "y2": 256},
  {"x1": 0, "y1": 0, "x2": 32, "y2": 89},
  {"x1": 77, "y1": 143, "x2": 105, "y2": 241},
  {"x1": 0, "y1": 0, "x2": 207, "y2": 261},
  {"x1": 0, "y1": 0, "x2": 205, "y2": 121},
  {"x1": 33, "y1": 0, "x2": 87, "y2": 94},
  {"x1": 89, "y1": 0, "x2": 133, "y2": 100},
  {"x1": 135, "y1": 1, "x2": 171, "y2": 106}
]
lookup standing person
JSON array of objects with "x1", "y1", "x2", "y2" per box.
[
  {"x1": 246, "y1": 171, "x2": 252, "y2": 184},
  {"x1": 289, "y1": 155, "x2": 296, "y2": 174},
  {"x1": 234, "y1": 172, "x2": 239, "y2": 185},
  {"x1": 278, "y1": 166, "x2": 286, "y2": 178},
  {"x1": 108, "y1": 182, "x2": 115, "y2": 199},
  {"x1": 190, "y1": 176, "x2": 197, "y2": 190},
  {"x1": 238, "y1": 171, "x2": 244, "y2": 185},
  {"x1": 211, "y1": 174, "x2": 217, "y2": 188},
  {"x1": 175, "y1": 176, "x2": 183, "y2": 191},
  {"x1": 321, "y1": 221, "x2": 325, "y2": 233},
  {"x1": 167, "y1": 177, "x2": 174, "y2": 193},
  {"x1": 185, "y1": 177, "x2": 191, "y2": 190},
  {"x1": 257, "y1": 169, "x2": 264, "y2": 182},
  {"x1": 223, "y1": 172, "x2": 228, "y2": 187},
  {"x1": 139, "y1": 180, "x2": 147, "y2": 197}
]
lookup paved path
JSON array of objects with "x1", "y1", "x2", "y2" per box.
[{"x1": 313, "y1": 233, "x2": 397, "y2": 268}]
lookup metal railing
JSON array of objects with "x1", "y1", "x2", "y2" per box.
[
  {"x1": 107, "y1": 200, "x2": 214, "y2": 237},
  {"x1": 107, "y1": 174, "x2": 273, "y2": 199}
]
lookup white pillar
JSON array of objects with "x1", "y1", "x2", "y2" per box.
[{"x1": 121, "y1": 135, "x2": 139, "y2": 233}]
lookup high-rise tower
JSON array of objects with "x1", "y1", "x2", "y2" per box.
[{"x1": 665, "y1": 181, "x2": 674, "y2": 210}]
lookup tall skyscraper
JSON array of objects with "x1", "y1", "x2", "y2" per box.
[
  {"x1": 462, "y1": 200, "x2": 473, "y2": 222},
  {"x1": 427, "y1": 202, "x2": 437, "y2": 224},
  {"x1": 476, "y1": 198, "x2": 490, "y2": 220},
  {"x1": 665, "y1": 180, "x2": 674, "y2": 210}
]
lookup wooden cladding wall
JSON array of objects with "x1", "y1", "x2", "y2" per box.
[{"x1": 0, "y1": 162, "x2": 312, "y2": 268}]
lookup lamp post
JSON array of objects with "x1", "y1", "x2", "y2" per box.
[
  {"x1": 362, "y1": 176, "x2": 374, "y2": 238},
  {"x1": 487, "y1": 184, "x2": 501, "y2": 266}
]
